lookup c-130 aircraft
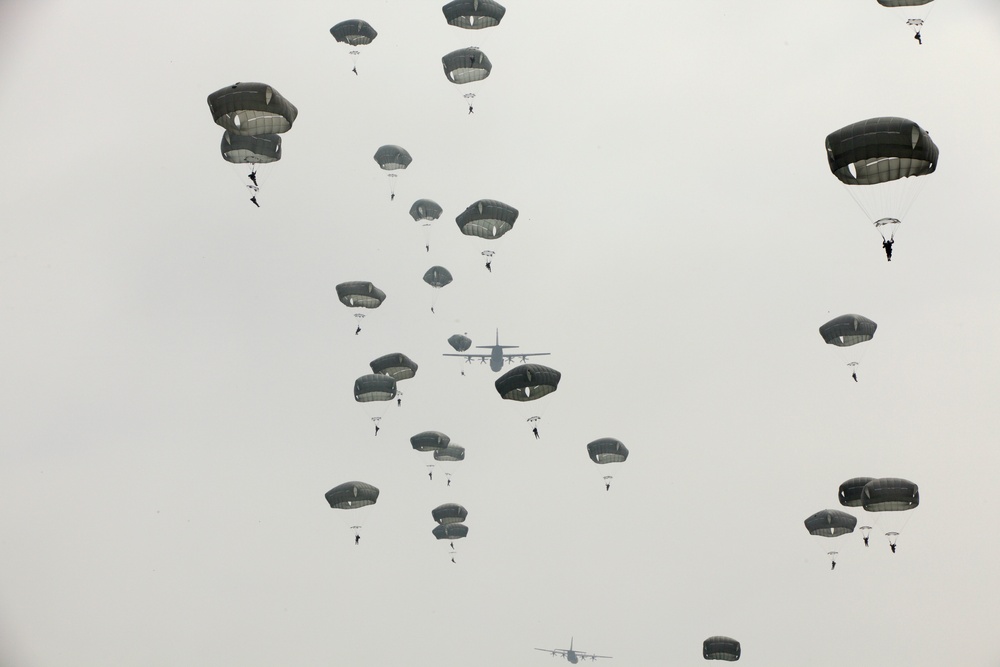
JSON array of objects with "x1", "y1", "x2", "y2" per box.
[
  {"x1": 534, "y1": 638, "x2": 611, "y2": 663},
  {"x1": 442, "y1": 329, "x2": 549, "y2": 372}
]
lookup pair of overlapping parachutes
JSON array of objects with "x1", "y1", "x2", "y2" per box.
[
  {"x1": 410, "y1": 430, "x2": 467, "y2": 485},
  {"x1": 804, "y1": 477, "x2": 919, "y2": 565},
  {"x1": 207, "y1": 82, "x2": 298, "y2": 204},
  {"x1": 331, "y1": 1, "x2": 505, "y2": 113}
]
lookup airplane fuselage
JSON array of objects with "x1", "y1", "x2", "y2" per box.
[
  {"x1": 566, "y1": 651, "x2": 580, "y2": 664},
  {"x1": 489, "y1": 347, "x2": 503, "y2": 371}
]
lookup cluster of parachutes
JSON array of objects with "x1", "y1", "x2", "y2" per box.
[
  {"x1": 804, "y1": 477, "x2": 920, "y2": 568},
  {"x1": 207, "y1": 82, "x2": 298, "y2": 206}
]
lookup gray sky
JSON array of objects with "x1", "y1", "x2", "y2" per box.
[{"x1": 2, "y1": 1, "x2": 1000, "y2": 665}]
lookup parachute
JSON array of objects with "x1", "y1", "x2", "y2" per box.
[
  {"x1": 862, "y1": 477, "x2": 919, "y2": 551},
  {"x1": 587, "y1": 438, "x2": 629, "y2": 464},
  {"x1": 819, "y1": 314, "x2": 877, "y2": 380},
  {"x1": 434, "y1": 445, "x2": 466, "y2": 461},
  {"x1": 456, "y1": 199, "x2": 518, "y2": 239},
  {"x1": 207, "y1": 82, "x2": 298, "y2": 136},
  {"x1": 220, "y1": 131, "x2": 281, "y2": 164},
  {"x1": 410, "y1": 431, "x2": 450, "y2": 452},
  {"x1": 442, "y1": 47, "x2": 492, "y2": 112},
  {"x1": 423, "y1": 266, "x2": 453, "y2": 311},
  {"x1": 325, "y1": 481, "x2": 380, "y2": 509},
  {"x1": 838, "y1": 477, "x2": 876, "y2": 507},
  {"x1": 432, "y1": 523, "x2": 469, "y2": 540},
  {"x1": 495, "y1": 364, "x2": 561, "y2": 401},
  {"x1": 877, "y1": 0, "x2": 933, "y2": 4},
  {"x1": 448, "y1": 334, "x2": 473, "y2": 352},
  {"x1": 369, "y1": 353, "x2": 418, "y2": 381},
  {"x1": 804, "y1": 509, "x2": 857, "y2": 537},
  {"x1": 374, "y1": 145, "x2": 412, "y2": 199},
  {"x1": 703, "y1": 637, "x2": 741, "y2": 661},
  {"x1": 336, "y1": 281, "x2": 386, "y2": 309},
  {"x1": 442, "y1": 0, "x2": 507, "y2": 29},
  {"x1": 410, "y1": 199, "x2": 443, "y2": 250},
  {"x1": 825, "y1": 117, "x2": 938, "y2": 246},
  {"x1": 432, "y1": 503, "x2": 469, "y2": 525},
  {"x1": 330, "y1": 20, "x2": 377, "y2": 73},
  {"x1": 354, "y1": 374, "x2": 397, "y2": 402}
]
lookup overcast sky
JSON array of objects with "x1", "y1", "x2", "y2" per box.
[{"x1": 2, "y1": 1, "x2": 1000, "y2": 665}]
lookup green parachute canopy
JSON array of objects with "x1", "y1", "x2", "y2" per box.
[
  {"x1": 448, "y1": 334, "x2": 472, "y2": 352},
  {"x1": 369, "y1": 353, "x2": 418, "y2": 381},
  {"x1": 804, "y1": 509, "x2": 858, "y2": 537},
  {"x1": 434, "y1": 445, "x2": 466, "y2": 461},
  {"x1": 353, "y1": 374, "x2": 397, "y2": 402},
  {"x1": 207, "y1": 82, "x2": 298, "y2": 136},
  {"x1": 432, "y1": 503, "x2": 469, "y2": 525},
  {"x1": 325, "y1": 481, "x2": 379, "y2": 509},
  {"x1": 329, "y1": 19, "x2": 378, "y2": 45},
  {"x1": 495, "y1": 364, "x2": 561, "y2": 402},
  {"x1": 442, "y1": 0, "x2": 506, "y2": 29},
  {"x1": 877, "y1": 0, "x2": 933, "y2": 6},
  {"x1": 374, "y1": 145, "x2": 412, "y2": 171},
  {"x1": 819, "y1": 314, "x2": 877, "y2": 347},
  {"x1": 839, "y1": 477, "x2": 875, "y2": 507},
  {"x1": 220, "y1": 131, "x2": 281, "y2": 164},
  {"x1": 703, "y1": 637, "x2": 741, "y2": 661},
  {"x1": 863, "y1": 478, "x2": 920, "y2": 512},
  {"x1": 432, "y1": 523, "x2": 469, "y2": 540},
  {"x1": 442, "y1": 47, "x2": 492, "y2": 85},
  {"x1": 825, "y1": 117, "x2": 938, "y2": 186},
  {"x1": 410, "y1": 431, "x2": 450, "y2": 452},
  {"x1": 423, "y1": 266, "x2": 453, "y2": 288},
  {"x1": 587, "y1": 438, "x2": 629, "y2": 464},
  {"x1": 336, "y1": 281, "x2": 386, "y2": 309},
  {"x1": 456, "y1": 199, "x2": 518, "y2": 239},
  {"x1": 410, "y1": 199, "x2": 443, "y2": 222}
]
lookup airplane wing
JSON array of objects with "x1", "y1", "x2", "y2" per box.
[
  {"x1": 577, "y1": 653, "x2": 612, "y2": 661},
  {"x1": 534, "y1": 648, "x2": 569, "y2": 657},
  {"x1": 442, "y1": 354, "x2": 490, "y2": 362},
  {"x1": 501, "y1": 352, "x2": 550, "y2": 360}
]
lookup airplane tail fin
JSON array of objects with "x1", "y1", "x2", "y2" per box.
[{"x1": 475, "y1": 328, "x2": 518, "y2": 349}]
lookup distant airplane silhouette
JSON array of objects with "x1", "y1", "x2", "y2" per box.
[
  {"x1": 535, "y1": 638, "x2": 611, "y2": 663},
  {"x1": 442, "y1": 329, "x2": 549, "y2": 372}
]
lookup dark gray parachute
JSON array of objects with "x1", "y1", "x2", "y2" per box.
[
  {"x1": 410, "y1": 199, "x2": 443, "y2": 222},
  {"x1": 703, "y1": 636, "x2": 741, "y2": 661},
  {"x1": 434, "y1": 445, "x2": 466, "y2": 461},
  {"x1": 448, "y1": 334, "x2": 472, "y2": 352},
  {"x1": 877, "y1": 0, "x2": 933, "y2": 6},
  {"x1": 410, "y1": 431, "x2": 450, "y2": 452},
  {"x1": 839, "y1": 477, "x2": 876, "y2": 507},
  {"x1": 442, "y1": 47, "x2": 492, "y2": 84},
  {"x1": 819, "y1": 314, "x2": 877, "y2": 347},
  {"x1": 221, "y1": 131, "x2": 281, "y2": 164},
  {"x1": 207, "y1": 82, "x2": 298, "y2": 136},
  {"x1": 325, "y1": 481, "x2": 380, "y2": 509},
  {"x1": 442, "y1": 0, "x2": 506, "y2": 29},
  {"x1": 863, "y1": 478, "x2": 920, "y2": 511},
  {"x1": 433, "y1": 523, "x2": 469, "y2": 540},
  {"x1": 495, "y1": 364, "x2": 561, "y2": 402},
  {"x1": 336, "y1": 281, "x2": 386, "y2": 308},
  {"x1": 804, "y1": 509, "x2": 858, "y2": 537},
  {"x1": 329, "y1": 19, "x2": 378, "y2": 45},
  {"x1": 374, "y1": 145, "x2": 412, "y2": 171},
  {"x1": 825, "y1": 117, "x2": 938, "y2": 186},
  {"x1": 423, "y1": 266, "x2": 453, "y2": 288},
  {"x1": 432, "y1": 503, "x2": 469, "y2": 525},
  {"x1": 369, "y1": 353, "x2": 418, "y2": 381},
  {"x1": 587, "y1": 438, "x2": 629, "y2": 464},
  {"x1": 354, "y1": 374, "x2": 397, "y2": 402},
  {"x1": 456, "y1": 199, "x2": 518, "y2": 239}
]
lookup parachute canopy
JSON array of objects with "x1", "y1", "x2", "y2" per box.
[
  {"x1": 325, "y1": 481, "x2": 379, "y2": 509},
  {"x1": 587, "y1": 438, "x2": 629, "y2": 464},
  {"x1": 448, "y1": 334, "x2": 472, "y2": 352},
  {"x1": 863, "y1": 478, "x2": 920, "y2": 511},
  {"x1": 442, "y1": 0, "x2": 507, "y2": 29},
  {"x1": 354, "y1": 374, "x2": 397, "y2": 402},
  {"x1": 220, "y1": 131, "x2": 281, "y2": 164},
  {"x1": 819, "y1": 314, "x2": 877, "y2": 347},
  {"x1": 877, "y1": 0, "x2": 933, "y2": 6},
  {"x1": 369, "y1": 353, "x2": 418, "y2": 381},
  {"x1": 207, "y1": 82, "x2": 298, "y2": 136},
  {"x1": 432, "y1": 503, "x2": 469, "y2": 525},
  {"x1": 703, "y1": 636, "x2": 741, "y2": 661},
  {"x1": 330, "y1": 19, "x2": 378, "y2": 45},
  {"x1": 442, "y1": 47, "x2": 492, "y2": 85},
  {"x1": 410, "y1": 431, "x2": 450, "y2": 452},
  {"x1": 374, "y1": 145, "x2": 412, "y2": 171},
  {"x1": 495, "y1": 364, "x2": 561, "y2": 402},
  {"x1": 435, "y1": 445, "x2": 466, "y2": 461},
  {"x1": 804, "y1": 509, "x2": 858, "y2": 537},
  {"x1": 433, "y1": 523, "x2": 469, "y2": 540},
  {"x1": 839, "y1": 477, "x2": 875, "y2": 507},
  {"x1": 336, "y1": 281, "x2": 386, "y2": 309},
  {"x1": 456, "y1": 199, "x2": 518, "y2": 239},
  {"x1": 825, "y1": 117, "x2": 938, "y2": 186},
  {"x1": 423, "y1": 266, "x2": 453, "y2": 288},
  {"x1": 410, "y1": 199, "x2": 443, "y2": 222}
]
